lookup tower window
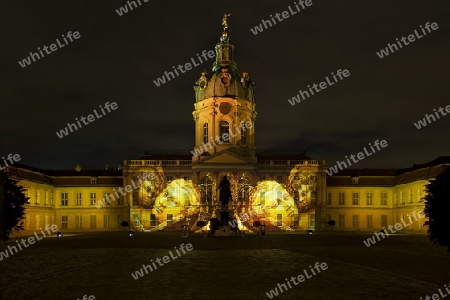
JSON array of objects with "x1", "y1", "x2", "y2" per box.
[
  {"x1": 219, "y1": 121, "x2": 229, "y2": 141},
  {"x1": 241, "y1": 127, "x2": 246, "y2": 144},
  {"x1": 203, "y1": 123, "x2": 208, "y2": 144}
]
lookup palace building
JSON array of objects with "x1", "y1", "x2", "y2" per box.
[{"x1": 5, "y1": 18, "x2": 448, "y2": 234}]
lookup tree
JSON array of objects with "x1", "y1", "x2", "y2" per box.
[
  {"x1": 2, "y1": 175, "x2": 29, "y2": 241},
  {"x1": 423, "y1": 167, "x2": 450, "y2": 252}
]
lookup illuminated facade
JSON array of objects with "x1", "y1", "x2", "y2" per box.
[{"x1": 4, "y1": 18, "x2": 448, "y2": 234}]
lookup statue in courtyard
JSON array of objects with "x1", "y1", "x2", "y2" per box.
[
  {"x1": 217, "y1": 176, "x2": 232, "y2": 209},
  {"x1": 218, "y1": 176, "x2": 232, "y2": 227}
]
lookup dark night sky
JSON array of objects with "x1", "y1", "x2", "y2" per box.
[{"x1": 1, "y1": 1, "x2": 449, "y2": 170}]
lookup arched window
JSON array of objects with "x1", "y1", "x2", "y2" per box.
[
  {"x1": 241, "y1": 127, "x2": 246, "y2": 144},
  {"x1": 200, "y1": 176, "x2": 214, "y2": 204},
  {"x1": 203, "y1": 123, "x2": 208, "y2": 144},
  {"x1": 219, "y1": 121, "x2": 229, "y2": 141},
  {"x1": 238, "y1": 176, "x2": 250, "y2": 203}
]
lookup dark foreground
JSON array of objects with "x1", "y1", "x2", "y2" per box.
[{"x1": 0, "y1": 231, "x2": 449, "y2": 300}]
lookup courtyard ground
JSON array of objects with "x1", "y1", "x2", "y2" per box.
[{"x1": 0, "y1": 231, "x2": 449, "y2": 300}]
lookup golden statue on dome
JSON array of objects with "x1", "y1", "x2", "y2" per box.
[{"x1": 222, "y1": 13, "x2": 231, "y2": 31}]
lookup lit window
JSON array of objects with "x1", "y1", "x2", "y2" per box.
[
  {"x1": 90, "y1": 193, "x2": 97, "y2": 205},
  {"x1": 219, "y1": 121, "x2": 229, "y2": 141},
  {"x1": 76, "y1": 215, "x2": 82, "y2": 229},
  {"x1": 367, "y1": 215, "x2": 373, "y2": 229},
  {"x1": 61, "y1": 193, "x2": 68, "y2": 206},
  {"x1": 76, "y1": 193, "x2": 82, "y2": 205},
  {"x1": 338, "y1": 193, "x2": 345, "y2": 205},
  {"x1": 103, "y1": 214, "x2": 110, "y2": 228},
  {"x1": 203, "y1": 123, "x2": 208, "y2": 144},
  {"x1": 381, "y1": 192, "x2": 388, "y2": 205},
  {"x1": 90, "y1": 215, "x2": 96, "y2": 229},
  {"x1": 352, "y1": 193, "x2": 359, "y2": 205},
  {"x1": 366, "y1": 193, "x2": 373, "y2": 205},
  {"x1": 326, "y1": 193, "x2": 332, "y2": 205},
  {"x1": 61, "y1": 216, "x2": 68, "y2": 229}
]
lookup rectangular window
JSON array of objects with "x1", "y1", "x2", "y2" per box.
[
  {"x1": 167, "y1": 214, "x2": 173, "y2": 226},
  {"x1": 381, "y1": 215, "x2": 388, "y2": 228},
  {"x1": 61, "y1": 215, "x2": 68, "y2": 229},
  {"x1": 103, "y1": 214, "x2": 110, "y2": 228},
  {"x1": 367, "y1": 215, "x2": 373, "y2": 229},
  {"x1": 401, "y1": 191, "x2": 405, "y2": 204},
  {"x1": 75, "y1": 215, "x2": 82, "y2": 229},
  {"x1": 76, "y1": 192, "x2": 82, "y2": 205},
  {"x1": 338, "y1": 193, "x2": 345, "y2": 205},
  {"x1": 150, "y1": 214, "x2": 156, "y2": 226},
  {"x1": 133, "y1": 189, "x2": 139, "y2": 206},
  {"x1": 103, "y1": 193, "x2": 112, "y2": 205},
  {"x1": 326, "y1": 193, "x2": 332, "y2": 205},
  {"x1": 241, "y1": 126, "x2": 246, "y2": 143},
  {"x1": 352, "y1": 215, "x2": 359, "y2": 228},
  {"x1": 61, "y1": 193, "x2": 68, "y2": 206},
  {"x1": 90, "y1": 215, "x2": 96, "y2": 229},
  {"x1": 310, "y1": 214, "x2": 315, "y2": 227},
  {"x1": 277, "y1": 214, "x2": 282, "y2": 226},
  {"x1": 366, "y1": 192, "x2": 373, "y2": 205},
  {"x1": 339, "y1": 214, "x2": 345, "y2": 228},
  {"x1": 166, "y1": 175, "x2": 173, "y2": 181},
  {"x1": 409, "y1": 189, "x2": 413, "y2": 203},
  {"x1": 203, "y1": 123, "x2": 208, "y2": 144},
  {"x1": 34, "y1": 190, "x2": 40, "y2": 204},
  {"x1": 91, "y1": 178, "x2": 97, "y2": 185},
  {"x1": 276, "y1": 175, "x2": 283, "y2": 182},
  {"x1": 259, "y1": 175, "x2": 266, "y2": 181},
  {"x1": 90, "y1": 193, "x2": 97, "y2": 205},
  {"x1": 45, "y1": 191, "x2": 49, "y2": 205},
  {"x1": 418, "y1": 189, "x2": 424, "y2": 202},
  {"x1": 381, "y1": 192, "x2": 388, "y2": 205},
  {"x1": 394, "y1": 192, "x2": 398, "y2": 205},
  {"x1": 50, "y1": 191, "x2": 54, "y2": 205},
  {"x1": 118, "y1": 194, "x2": 123, "y2": 205},
  {"x1": 352, "y1": 193, "x2": 359, "y2": 205},
  {"x1": 23, "y1": 189, "x2": 29, "y2": 198}
]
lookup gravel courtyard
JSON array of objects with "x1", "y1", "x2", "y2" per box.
[{"x1": 1, "y1": 231, "x2": 449, "y2": 300}]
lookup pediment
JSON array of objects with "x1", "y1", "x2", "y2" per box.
[{"x1": 195, "y1": 151, "x2": 254, "y2": 165}]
